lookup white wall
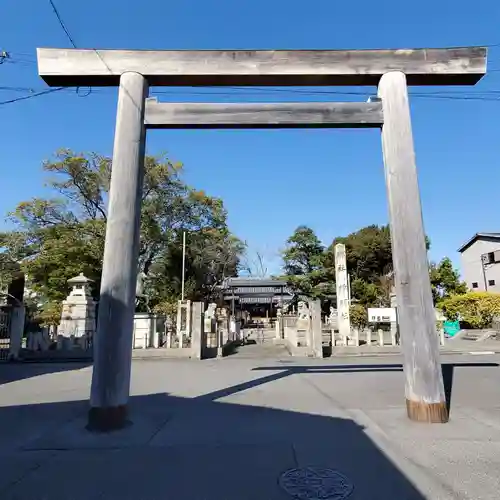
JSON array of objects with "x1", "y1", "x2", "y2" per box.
[{"x1": 461, "y1": 239, "x2": 500, "y2": 292}]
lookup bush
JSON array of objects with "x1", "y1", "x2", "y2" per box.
[
  {"x1": 350, "y1": 304, "x2": 367, "y2": 329},
  {"x1": 440, "y1": 292, "x2": 500, "y2": 329}
]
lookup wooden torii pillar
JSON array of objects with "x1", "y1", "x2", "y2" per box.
[{"x1": 37, "y1": 46, "x2": 487, "y2": 430}]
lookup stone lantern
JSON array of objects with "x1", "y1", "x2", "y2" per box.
[{"x1": 58, "y1": 273, "x2": 97, "y2": 350}]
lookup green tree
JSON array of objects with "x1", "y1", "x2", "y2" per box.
[
  {"x1": 282, "y1": 226, "x2": 324, "y2": 275},
  {"x1": 281, "y1": 226, "x2": 333, "y2": 298},
  {"x1": 429, "y1": 257, "x2": 467, "y2": 303},
  {"x1": 147, "y1": 228, "x2": 244, "y2": 308},
  {"x1": 0, "y1": 150, "x2": 243, "y2": 320},
  {"x1": 350, "y1": 278, "x2": 381, "y2": 306},
  {"x1": 326, "y1": 225, "x2": 393, "y2": 284},
  {"x1": 350, "y1": 303, "x2": 368, "y2": 329},
  {"x1": 322, "y1": 224, "x2": 432, "y2": 306},
  {"x1": 0, "y1": 254, "x2": 20, "y2": 293}
]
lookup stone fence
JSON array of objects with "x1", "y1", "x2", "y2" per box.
[
  {"x1": 4, "y1": 298, "x2": 446, "y2": 362},
  {"x1": 9, "y1": 300, "x2": 243, "y2": 361},
  {"x1": 274, "y1": 300, "x2": 445, "y2": 358}
]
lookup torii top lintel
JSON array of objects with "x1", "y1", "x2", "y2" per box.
[{"x1": 37, "y1": 47, "x2": 487, "y2": 87}]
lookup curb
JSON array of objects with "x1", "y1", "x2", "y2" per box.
[{"x1": 328, "y1": 350, "x2": 500, "y2": 358}]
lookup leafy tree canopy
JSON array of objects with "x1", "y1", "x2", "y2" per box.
[
  {"x1": 280, "y1": 222, "x2": 461, "y2": 308},
  {"x1": 429, "y1": 257, "x2": 467, "y2": 304},
  {"x1": 281, "y1": 226, "x2": 334, "y2": 300},
  {"x1": 0, "y1": 150, "x2": 244, "y2": 321}
]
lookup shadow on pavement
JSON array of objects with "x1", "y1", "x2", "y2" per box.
[
  {"x1": 1, "y1": 361, "x2": 497, "y2": 498},
  {"x1": 0, "y1": 361, "x2": 92, "y2": 386},
  {"x1": 251, "y1": 361, "x2": 499, "y2": 417},
  {"x1": 0, "y1": 381, "x2": 432, "y2": 499}
]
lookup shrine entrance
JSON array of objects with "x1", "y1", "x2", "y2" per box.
[{"x1": 36, "y1": 46, "x2": 487, "y2": 429}]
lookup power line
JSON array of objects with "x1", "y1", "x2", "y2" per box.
[
  {"x1": 2, "y1": 87, "x2": 499, "y2": 107},
  {"x1": 0, "y1": 86, "x2": 39, "y2": 93},
  {"x1": 46, "y1": 2, "x2": 92, "y2": 97},
  {"x1": 47, "y1": 0, "x2": 77, "y2": 48},
  {"x1": 5, "y1": 51, "x2": 36, "y2": 59},
  {"x1": 0, "y1": 87, "x2": 64, "y2": 106}
]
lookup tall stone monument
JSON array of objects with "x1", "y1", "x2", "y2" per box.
[
  {"x1": 176, "y1": 300, "x2": 191, "y2": 348},
  {"x1": 335, "y1": 244, "x2": 351, "y2": 345},
  {"x1": 58, "y1": 273, "x2": 96, "y2": 350}
]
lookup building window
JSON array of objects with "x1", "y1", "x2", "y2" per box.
[
  {"x1": 489, "y1": 280, "x2": 496, "y2": 286},
  {"x1": 472, "y1": 282, "x2": 479, "y2": 289}
]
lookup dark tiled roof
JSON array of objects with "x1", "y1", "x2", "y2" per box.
[{"x1": 222, "y1": 277, "x2": 287, "y2": 288}]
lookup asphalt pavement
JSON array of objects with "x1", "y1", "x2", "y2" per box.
[{"x1": 0, "y1": 353, "x2": 499, "y2": 499}]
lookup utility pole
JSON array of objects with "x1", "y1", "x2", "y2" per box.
[
  {"x1": 481, "y1": 253, "x2": 489, "y2": 291},
  {"x1": 181, "y1": 231, "x2": 186, "y2": 300}
]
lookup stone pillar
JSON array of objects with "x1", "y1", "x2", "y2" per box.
[
  {"x1": 275, "y1": 317, "x2": 282, "y2": 339},
  {"x1": 89, "y1": 72, "x2": 148, "y2": 432},
  {"x1": 390, "y1": 287, "x2": 399, "y2": 345},
  {"x1": 8, "y1": 305, "x2": 25, "y2": 360},
  {"x1": 191, "y1": 302, "x2": 204, "y2": 360},
  {"x1": 379, "y1": 71, "x2": 447, "y2": 423},
  {"x1": 439, "y1": 327, "x2": 445, "y2": 347},
  {"x1": 335, "y1": 244, "x2": 351, "y2": 345},
  {"x1": 151, "y1": 315, "x2": 160, "y2": 348},
  {"x1": 352, "y1": 328, "x2": 359, "y2": 347},
  {"x1": 132, "y1": 313, "x2": 153, "y2": 349},
  {"x1": 222, "y1": 321, "x2": 229, "y2": 346},
  {"x1": 216, "y1": 308, "x2": 230, "y2": 356},
  {"x1": 310, "y1": 300, "x2": 323, "y2": 358},
  {"x1": 176, "y1": 300, "x2": 191, "y2": 348},
  {"x1": 391, "y1": 329, "x2": 397, "y2": 346},
  {"x1": 378, "y1": 329, "x2": 384, "y2": 347}
]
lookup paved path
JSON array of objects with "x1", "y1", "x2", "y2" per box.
[
  {"x1": 0, "y1": 354, "x2": 499, "y2": 499},
  {"x1": 230, "y1": 340, "x2": 290, "y2": 358},
  {"x1": 230, "y1": 328, "x2": 290, "y2": 359}
]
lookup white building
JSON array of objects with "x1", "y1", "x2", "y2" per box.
[{"x1": 458, "y1": 233, "x2": 500, "y2": 292}]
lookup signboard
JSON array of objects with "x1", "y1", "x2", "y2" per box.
[
  {"x1": 335, "y1": 244, "x2": 351, "y2": 338},
  {"x1": 368, "y1": 307, "x2": 396, "y2": 323}
]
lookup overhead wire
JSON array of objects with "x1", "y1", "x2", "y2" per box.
[
  {"x1": 0, "y1": 87, "x2": 65, "y2": 105},
  {"x1": 47, "y1": 0, "x2": 77, "y2": 48},
  {"x1": 2, "y1": 37, "x2": 500, "y2": 106},
  {"x1": 3, "y1": 84, "x2": 500, "y2": 107},
  {"x1": 45, "y1": 0, "x2": 91, "y2": 97}
]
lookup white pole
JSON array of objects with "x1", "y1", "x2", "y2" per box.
[
  {"x1": 181, "y1": 231, "x2": 186, "y2": 300},
  {"x1": 347, "y1": 273, "x2": 352, "y2": 305}
]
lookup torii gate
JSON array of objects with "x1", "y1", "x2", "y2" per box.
[{"x1": 37, "y1": 46, "x2": 487, "y2": 431}]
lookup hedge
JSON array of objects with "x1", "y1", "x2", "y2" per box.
[{"x1": 439, "y1": 292, "x2": 500, "y2": 329}]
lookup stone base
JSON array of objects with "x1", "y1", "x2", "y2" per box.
[
  {"x1": 406, "y1": 399, "x2": 449, "y2": 424},
  {"x1": 87, "y1": 405, "x2": 129, "y2": 432}
]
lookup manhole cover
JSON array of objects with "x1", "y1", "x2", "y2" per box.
[{"x1": 279, "y1": 467, "x2": 354, "y2": 500}]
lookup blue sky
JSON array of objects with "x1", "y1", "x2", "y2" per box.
[{"x1": 1, "y1": 0, "x2": 500, "y2": 275}]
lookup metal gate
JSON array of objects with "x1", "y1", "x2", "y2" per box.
[{"x1": 0, "y1": 307, "x2": 12, "y2": 361}]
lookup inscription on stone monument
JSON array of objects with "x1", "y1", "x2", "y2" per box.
[{"x1": 335, "y1": 244, "x2": 351, "y2": 344}]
